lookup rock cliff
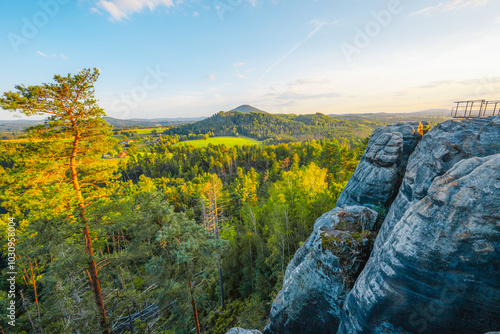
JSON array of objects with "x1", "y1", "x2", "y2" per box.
[
  {"x1": 336, "y1": 122, "x2": 426, "y2": 209},
  {"x1": 375, "y1": 117, "x2": 500, "y2": 250},
  {"x1": 240, "y1": 117, "x2": 500, "y2": 334},
  {"x1": 338, "y1": 153, "x2": 500, "y2": 333},
  {"x1": 263, "y1": 206, "x2": 377, "y2": 334}
]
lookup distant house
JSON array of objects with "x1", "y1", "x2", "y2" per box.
[
  {"x1": 118, "y1": 150, "x2": 128, "y2": 158},
  {"x1": 102, "y1": 153, "x2": 111, "y2": 159}
]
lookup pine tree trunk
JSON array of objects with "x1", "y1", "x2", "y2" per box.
[
  {"x1": 70, "y1": 130, "x2": 110, "y2": 334},
  {"x1": 186, "y1": 263, "x2": 201, "y2": 334},
  {"x1": 213, "y1": 180, "x2": 225, "y2": 309},
  {"x1": 217, "y1": 259, "x2": 224, "y2": 309}
]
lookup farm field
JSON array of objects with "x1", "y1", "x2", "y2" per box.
[
  {"x1": 174, "y1": 136, "x2": 262, "y2": 148},
  {"x1": 133, "y1": 128, "x2": 165, "y2": 135}
]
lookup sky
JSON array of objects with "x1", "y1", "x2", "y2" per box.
[{"x1": 1, "y1": 0, "x2": 500, "y2": 120}]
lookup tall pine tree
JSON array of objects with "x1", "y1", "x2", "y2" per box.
[{"x1": 1, "y1": 68, "x2": 118, "y2": 334}]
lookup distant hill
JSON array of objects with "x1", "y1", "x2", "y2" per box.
[
  {"x1": 103, "y1": 117, "x2": 205, "y2": 128},
  {"x1": 229, "y1": 105, "x2": 268, "y2": 114},
  {"x1": 330, "y1": 109, "x2": 450, "y2": 123},
  {"x1": 0, "y1": 117, "x2": 205, "y2": 137},
  {"x1": 165, "y1": 111, "x2": 382, "y2": 144}
]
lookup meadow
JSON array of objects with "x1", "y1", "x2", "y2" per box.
[{"x1": 174, "y1": 136, "x2": 262, "y2": 148}]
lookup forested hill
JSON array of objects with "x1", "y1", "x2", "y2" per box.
[{"x1": 165, "y1": 111, "x2": 383, "y2": 144}]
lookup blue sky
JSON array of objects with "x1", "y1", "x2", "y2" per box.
[{"x1": 1, "y1": 0, "x2": 500, "y2": 120}]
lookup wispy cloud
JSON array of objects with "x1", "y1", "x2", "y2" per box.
[
  {"x1": 208, "y1": 74, "x2": 217, "y2": 81},
  {"x1": 193, "y1": 11, "x2": 199, "y2": 17},
  {"x1": 96, "y1": 0, "x2": 175, "y2": 21},
  {"x1": 37, "y1": 51, "x2": 69, "y2": 60},
  {"x1": 259, "y1": 20, "x2": 327, "y2": 85},
  {"x1": 411, "y1": 0, "x2": 491, "y2": 16},
  {"x1": 90, "y1": 7, "x2": 102, "y2": 14},
  {"x1": 233, "y1": 62, "x2": 247, "y2": 79}
]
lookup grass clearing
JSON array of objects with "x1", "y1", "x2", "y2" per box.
[
  {"x1": 174, "y1": 136, "x2": 261, "y2": 148},
  {"x1": 134, "y1": 128, "x2": 164, "y2": 135}
]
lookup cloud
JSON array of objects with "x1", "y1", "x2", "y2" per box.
[
  {"x1": 233, "y1": 63, "x2": 247, "y2": 78},
  {"x1": 259, "y1": 20, "x2": 327, "y2": 85},
  {"x1": 193, "y1": 11, "x2": 199, "y2": 17},
  {"x1": 411, "y1": 0, "x2": 491, "y2": 16},
  {"x1": 208, "y1": 74, "x2": 217, "y2": 81},
  {"x1": 61, "y1": 54, "x2": 68, "y2": 60},
  {"x1": 96, "y1": 0, "x2": 175, "y2": 21},
  {"x1": 90, "y1": 7, "x2": 102, "y2": 14},
  {"x1": 36, "y1": 51, "x2": 48, "y2": 57}
]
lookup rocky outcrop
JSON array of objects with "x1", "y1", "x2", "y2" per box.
[
  {"x1": 259, "y1": 116, "x2": 500, "y2": 334},
  {"x1": 375, "y1": 116, "x2": 500, "y2": 250},
  {"x1": 263, "y1": 206, "x2": 377, "y2": 334},
  {"x1": 226, "y1": 328, "x2": 262, "y2": 334},
  {"x1": 336, "y1": 122, "x2": 426, "y2": 209},
  {"x1": 338, "y1": 154, "x2": 500, "y2": 333}
]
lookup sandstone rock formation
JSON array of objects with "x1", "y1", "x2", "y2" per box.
[
  {"x1": 255, "y1": 117, "x2": 500, "y2": 334},
  {"x1": 375, "y1": 116, "x2": 500, "y2": 250},
  {"x1": 338, "y1": 154, "x2": 500, "y2": 334},
  {"x1": 336, "y1": 122, "x2": 425, "y2": 209},
  {"x1": 263, "y1": 206, "x2": 377, "y2": 334}
]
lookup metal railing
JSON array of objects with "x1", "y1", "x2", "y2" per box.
[{"x1": 451, "y1": 100, "x2": 500, "y2": 118}]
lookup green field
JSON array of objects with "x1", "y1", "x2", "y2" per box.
[
  {"x1": 174, "y1": 136, "x2": 261, "y2": 148},
  {"x1": 133, "y1": 128, "x2": 163, "y2": 134}
]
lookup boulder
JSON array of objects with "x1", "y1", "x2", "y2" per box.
[
  {"x1": 263, "y1": 206, "x2": 377, "y2": 334},
  {"x1": 336, "y1": 122, "x2": 425, "y2": 209},
  {"x1": 375, "y1": 116, "x2": 500, "y2": 250},
  {"x1": 338, "y1": 154, "x2": 500, "y2": 334}
]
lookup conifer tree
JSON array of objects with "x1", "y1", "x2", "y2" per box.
[{"x1": 0, "y1": 68, "x2": 117, "y2": 334}]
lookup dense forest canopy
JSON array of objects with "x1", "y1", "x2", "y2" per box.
[{"x1": 0, "y1": 69, "x2": 373, "y2": 333}]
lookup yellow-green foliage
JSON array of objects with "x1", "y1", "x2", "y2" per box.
[{"x1": 175, "y1": 136, "x2": 262, "y2": 148}]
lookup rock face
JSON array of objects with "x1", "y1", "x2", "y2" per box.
[
  {"x1": 375, "y1": 116, "x2": 500, "y2": 250},
  {"x1": 260, "y1": 117, "x2": 500, "y2": 334},
  {"x1": 336, "y1": 122, "x2": 425, "y2": 209},
  {"x1": 338, "y1": 154, "x2": 500, "y2": 333},
  {"x1": 226, "y1": 328, "x2": 262, "y2": 334},
  {"x1": 263, "y1": 206, "x2": 377, "y2": 334}
]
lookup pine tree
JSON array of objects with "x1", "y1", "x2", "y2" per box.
[{"x1": 0, "y1": 68, "x2": 118, "y2": 334}]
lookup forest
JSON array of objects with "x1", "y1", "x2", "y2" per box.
[
  {"x1": 0, "y1": 69, "x2": 372, "y2": 333},
  {"x1": 164, "y1": 109, "x2": 380, "y2": 145}
]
